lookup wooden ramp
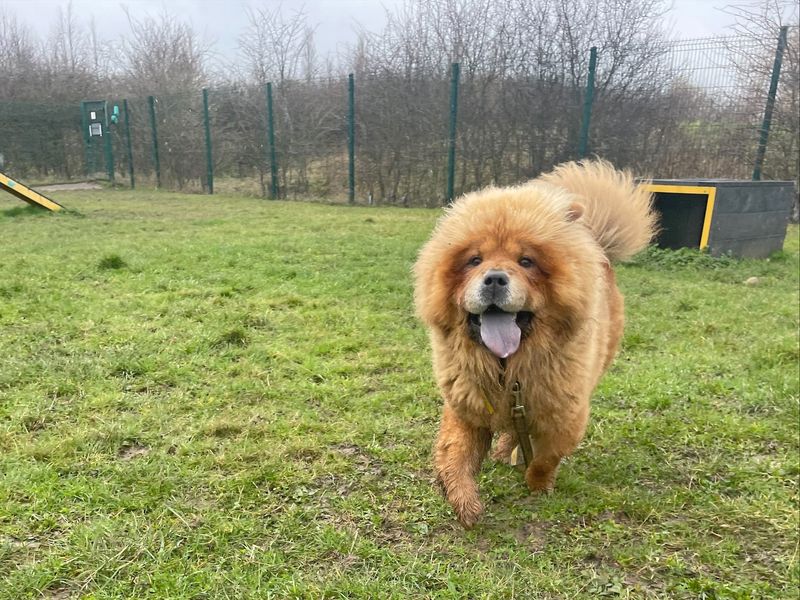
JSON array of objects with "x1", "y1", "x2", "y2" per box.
[{"x1": 0, "y1": 171, "x2": 64, "y2": 212}]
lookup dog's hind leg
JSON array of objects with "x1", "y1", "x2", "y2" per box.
[
  {"x1": 434, "y1": 403, "x2": 491, "y2": 529},
  {"x1": 490, "y1": 432, "x2": 517, "y2": 464}
]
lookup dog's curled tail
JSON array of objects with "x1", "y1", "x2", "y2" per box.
[{"x1": 539, "y1": 159, "x2": 658, "y2": 262}]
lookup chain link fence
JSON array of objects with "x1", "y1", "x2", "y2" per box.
[{"x1": 0, "y1": 31, "x2": 796, "y2": 206}]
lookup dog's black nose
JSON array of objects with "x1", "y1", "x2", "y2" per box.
[{"x1": 483, "y1": 270, "x2": 509, "y2": 289}]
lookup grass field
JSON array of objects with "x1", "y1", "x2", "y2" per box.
[{"x1": 1, "y1": 191, "x2": 798, "y2": 599}]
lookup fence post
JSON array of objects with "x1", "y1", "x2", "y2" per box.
[
  {"x1": 578, "y1": 46, "x2": 598, "y2": 159},
  {"x1": 446, "y1": 62, "x2": 461, "y2": 204},
  {"x1": 265, "y1": 82, "x2": 279, "y2": 199},
  {"x1": 752, "y1": 26, "x2": 788, "y2": 181},
  {"x1": 122, "y1": 99, "x2": 135, "y2": 189},
  {"x1": 347, "y1": 73, "x2": 356, "y2": 204},
  {"x1": 202, "y1": 88, "x2": 214, "y2": 194},
  {"x1": 80, "y1": 101, "x2": 91, "y2": 176},
  {"x1": 148, "y1": 96, "x2": 161, "y2": 188},
  {"x1": 103, "y1": 101, "x2": 115, "y2": 183}
]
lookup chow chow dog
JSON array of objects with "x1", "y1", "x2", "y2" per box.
[{"x1": 413, "y1": 160, "x2": 656, "y2": 528}]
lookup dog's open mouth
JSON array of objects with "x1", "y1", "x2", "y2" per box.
[{"x1": 468, "y1": 307, "x2": 533, "y2": 358}]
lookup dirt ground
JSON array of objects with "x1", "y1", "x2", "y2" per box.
[{"x1": 37, "y1": 182, "x2": 102, "y2": 192}]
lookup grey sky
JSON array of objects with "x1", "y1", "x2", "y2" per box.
[{"x1": 4, "y1": 0, "x2": 744, "y2": 62}]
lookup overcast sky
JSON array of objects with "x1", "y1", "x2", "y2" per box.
[{"x1": 3, "y1": 0, "x2": 746, "y2": 61}]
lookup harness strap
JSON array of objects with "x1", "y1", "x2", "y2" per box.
[{"x1": 510, "y1": 381, "x2": 533, "y2": 467}]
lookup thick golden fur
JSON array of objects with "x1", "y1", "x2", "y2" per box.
[{"x1": 414, "y1": 159, "x2": 657, "y2": 528}]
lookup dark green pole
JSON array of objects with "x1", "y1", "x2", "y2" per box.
[
  {"x1": 122, "y1": 99, "x2": 135, "y2": 189},
  {"x1": 347, "y1": 73, "x2": 356, "y2": 204},
  {"x1": 103, "y1": 135, "x2": 114, "y2": 182},
  {"x1": 753, "y1": 26, "x2": 788, "y2": 181},
  {"x1": 578, "y1": 46, "x2": 598, "y2": 159},
  {"x1": 148, "y1": 95, "x2": 161, "y2": 188},
  {"x1": 103, "y1": 101, "x2": 115, "y2": 183},
  {"x1": 80, "y1": 101, "x2": 90, "y2": 176},
  {"x1": 446, "y1": 62, "x2": 460, "y2": 204},
  {"x1": 202, "y1": 88, "x2": 213, "y2": 194},
  {"x1": 266, "y1": 82, "x2": 278, "y2": 199}
]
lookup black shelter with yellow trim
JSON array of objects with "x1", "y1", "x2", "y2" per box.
[{"x1": 643, "y1": 180, "x2": 795, "y2": 258}]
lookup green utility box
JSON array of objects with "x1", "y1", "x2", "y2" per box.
[{"x1": 80, "y1": 100, "x2": 115, "y2": 181}]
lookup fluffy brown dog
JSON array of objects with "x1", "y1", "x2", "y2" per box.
[{"x1": 413, "y1": 160, "x2": 657, "y2": 528}]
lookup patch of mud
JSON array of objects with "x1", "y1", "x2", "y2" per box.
[
  {"x1": 514, "y1": 521, "x2": 552, "y2": 550},
  {"x1": 118, "y1": 443, "x2": 150, "y2": 460},
  {"x1": 333, "y1": 443, "x2": 384, "y2": 477}
]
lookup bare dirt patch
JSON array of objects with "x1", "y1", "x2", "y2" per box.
[
  {"x1": 38, "y1": 182, "x2": 102, "y2": 192},
  {"x1": 118, "y1": 443, "x2": 150, "y2": 460},
  {"x1": 333, "y1": 442, "x2": 384, "y2": 476},
  {"x1": 514, "y1": 521, "x2": 552, "y2": 551}
]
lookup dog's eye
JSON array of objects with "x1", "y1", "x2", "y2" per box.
[
  {"x1": 467, "y1": 256, "x2": 482, "y2": 267},
  {"x1": 519, "y1": 257, "x2": 535, "y2": 268}
]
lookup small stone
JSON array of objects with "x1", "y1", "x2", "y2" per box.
[{"x1": 744, "y1": 277, "x2": 760, "y2": 286}]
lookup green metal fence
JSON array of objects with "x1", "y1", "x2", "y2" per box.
[{"x1": 0, "y1": 31, "x2": 795, "y2": 205}]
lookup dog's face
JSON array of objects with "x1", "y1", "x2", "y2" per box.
[
  {"x1": 415, "y1": 183, "x2": 599, "y2": 358},
  {"x1": 454, "y1": 236, "x2": 546, "y2": 358}
]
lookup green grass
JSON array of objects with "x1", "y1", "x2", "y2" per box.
[{"x1": 0, "y1": 190, "x2": 797, "y2": 599}]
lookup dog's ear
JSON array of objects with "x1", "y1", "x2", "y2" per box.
[{"x1": 566, "y1": 202, "x2": 584, "y2": 222}]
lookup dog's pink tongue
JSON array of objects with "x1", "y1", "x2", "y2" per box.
[{"x1": 480, "y1": 311, "x2": 521, "y2": 358}]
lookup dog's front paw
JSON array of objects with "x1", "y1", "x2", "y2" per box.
[
  {"x1": 454, "y1": 496, "x2": 484, "y2": 529},
  {"x1": 436, "y1": 475, "x2": 484, "y2": 528}
]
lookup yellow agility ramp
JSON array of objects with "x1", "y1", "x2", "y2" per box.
[{"x1": 0, "y1": 171, "x2": 64, "y2": 212}]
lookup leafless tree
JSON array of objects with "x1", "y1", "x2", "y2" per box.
[
  {"x1": 724, "y1": 0, "x2": 799, "y2": 219},
  {"x1": 0, "y1": 10, "x2": 40, "y2": 100},
  {"x1": 119, "y1": 7, "x2": 209, "y2": 96},
  {"x1": 118, "y1": 8, "x2": 211, "y2": 189},
  {"x1": 238, "y1": 4, "x2": 317, "y2": 85}
]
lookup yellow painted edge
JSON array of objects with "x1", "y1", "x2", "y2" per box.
[
  {"x1": 25, "y1": 191, "x2": 63, "y2": 212},
  {"x1": 699, "y1": 187, "x2": 716, "y2": 250},
  {"x1": 642, "y1": 184, "x2": 716, "y2": 250},
  {"x1": 643, "y1": 184, "x2": 715, "y2": 196},
  {"x1": 0, "y1": 172, "x2": 63, "y2": 211}
]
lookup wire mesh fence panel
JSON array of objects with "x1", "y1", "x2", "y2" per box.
[
  {"x1": 123, "y1": 96, "x2": 157, "y2": 186},
  {"x1": 457, "y1": 76, "x2": 584, "y2": 193},
  {"x1": 269, "y1": 77, "x2": 350, "y2": 201},
  {"x1": 119, "y1": 92, "x2": 206, "y2": 191},
  {"x1": 152, "y1": 91, "x2": 206, "y2": 191},
  {"x1": 355, "y1": 73, "x2": 451, "y2": 206},
  {"x1": 592, "y1": 36, "x2": 773, "y2": 180},
  {"x1": 0, "y1": 100, "x2": 83, "y2": 181},
  {"x1": 207, "y1": 86, "x2": 269, "y2": 197}
]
